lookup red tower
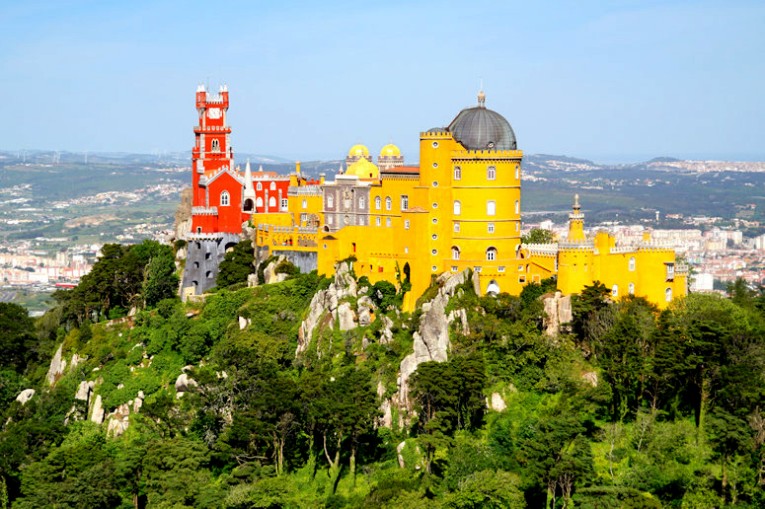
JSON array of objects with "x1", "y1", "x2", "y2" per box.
[{"x1": 190, "y1": 84, "x2": 247, "y2": 234}]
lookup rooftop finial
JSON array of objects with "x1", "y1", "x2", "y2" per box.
[
  {"x1": 477, "y1": 78, "x2": 486, "y2": 107},
  {"x1": 574, "y1": 193, "x2": 580, "y2": 210}
]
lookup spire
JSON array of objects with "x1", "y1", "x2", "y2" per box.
[
  {"x1": 258, "y1": 164, "x2": 263, "y2": 172},
  {"x1": 573, "y1": 193, "x2": 580, "y2": 211},
  {"x1": 243, "y1": 159, "x2": 255, "y2": 199},
  {"x1": 477, "y1": 88, "x2": 486, "y2": 108}
]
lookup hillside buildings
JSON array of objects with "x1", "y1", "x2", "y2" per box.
[{"x1": 181, "y1": 87, "x2": 688, "y2": 309}]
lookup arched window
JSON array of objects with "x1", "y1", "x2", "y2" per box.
[
  {"x1": 665, "y1": 288, "x2": 673, "y2": 302},
  {"x1": 256, "y1": 197, "x2": 263, "y2": 208},
  {"x1": 243, "y1": 198, "x2": 254, "y2": 211},
  {"x1": 515, "y1": 164, "x2": 520, "y2": 179},
  {"x1": 359, "y1": 197, "x2": 365, "y2": 209},
  {"x1": 452, "y1": 246, "x2": 461, "y2": 260},
  {"x1": 486, "y1": 247, "x2": 497, "y2": 261},
  {"x1": 628, "y1": 282, "x2": 635, "y2": 295},
  {"x1": 385, "y1": 196, "x2": 392, "y2": 210},
  {"x1": 269, "y1": 196, "x2": 276, "y2": 208},
  {"x1": 375, "y1": 196, "x2": 381, "y2": 209},
  {"x1": 612, "y1": 285, "x2": 619, "y2": 297},
  {"x1": 270, "y1": 182, "x2": 276, "y2": 190},
  {"x1": 256, "y1": 182, "x2": 262, "y2": 191},
  {"x1": 629, "y1": 257, "x2": 636, "y2": 271},
  {"x1": 211, "y1": 139, "x2": 220, "y2": 152},
  {"x1": 327, "y1": 194, "x2": 334, "y2": 208},
  {"x1": 487, "y1": 200, "x2": 496, "y2": 216},
  {"x1": 453, "y1": 200, "x2": 461, "y2": 215},
  {"x1": 514, "y1": 200, "x2": 520, "y2": 214},
  {"x1": 487, "y1": 165, "x2": 496, "y2": 180},
  {"x1": 220, "y1": 191, "x2": 230, "y2": 206},
  {"x1": 454, "y1": 166, "x2": 461, "y2": 180}
]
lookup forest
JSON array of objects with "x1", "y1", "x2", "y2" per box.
[{"x1": 1, "y1": 239, "x2": 764, "y2": 508}]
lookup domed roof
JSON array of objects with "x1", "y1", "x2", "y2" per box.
[
  {"x1": 379, "y1": 143, "x2": 401, "y2": 158},
  {"x1": 346, "y1": 157, "x2": 379, "y2": 180},
  {"x1": 347, "y1": 144, "x2": 370, "y2": 158},
  {"x1": 447, "y1": 92, "x2": 517, "y2": 151}
]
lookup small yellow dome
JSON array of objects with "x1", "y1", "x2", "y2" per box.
[
  {"x1": 379, "y1": 143, "x2": 401, "y2": 158},
  {"x1": 347, "y1": 144, "x2": 370, "y2": 158},
  {"x1": 346, "y1": 157, "x2": 379, "y2": 180}
]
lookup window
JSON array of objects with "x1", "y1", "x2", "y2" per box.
[
  {"x1": 385, "y1": 196, "x2": 392, "y2": 210},
  {"x1": 358, "y1": 216, "x2": 364, "y2": 225},
  {"x1": 665, "y1": 288, "x2": 673, "y2": 302},
  {"x1": 612, "y1": 285, "x2": 619, "y2": 297},
  {"x1": 386, "y1": 217, "x2": 391, "y2": 227},
  {"x1": 359, "y1": 197, "x2": 365, "y2": 209},
  {"x1": 432, "y1": 202, "x2": 438, "y2": 209},
  {"x1": 401, "y1": 195, "x2": 409, "y2": 210},
  {"x1": 404, "y1": 220, "x2": 410, "y2": 230},
  {"x1": 432, "y1": 234, "x2": 438, "y2": 240},
  {"x1": 453, "y1": 200, "x2": 461, "y2": 215},
  {"x1": 432, "y1": 162, "x2": 438, "y2": 168},
  {"x1": 220, "y1": 190, "x2": 230, "y2": 206},
  {"x1": 281, "y1": 198, "x2": 288, "y2": 210},
  {"x1": 628, "y1": 282, "x2": 635, "y2": 295},
  {"x1": 328, "y1": 216, "x2": 334, "y2": 225},
  {"x1": 498, "y1": 266, "x2": 505, "y2": 273},
  {"x1": 327, "y1": 194, "x2": 334, "y2": 208},
  {"x1": 487, "y1": 200, "x2": 496, "y2": 216},
  {"x1": 515, "y1": 222, "x2": 520, "y2": 232},
  {"x1": 375, "y1": 196, "x2": 381, "y2": 210},
  {"x1": 629, "y1": 257, "x2": 636, "y2": 271},
  {"x1": 486, "y1": 247, "x2": 497, "y2": 261},
  {"x1": 515, "y1": 164, "x2": 520, "y2": 179},
  {"x1": 432, "y1": 218, "x2": 438, "y2": 224},
  {"x1": 211, "y1": 139, "x2": 220, "y2": 152},
  {"x1": 431, "y1": 249, "x2": 437, "y2": 255},
  {"x1": 432, "y1": 265, "x2": 438, "y2": 271},
  {"x1": 270, "y1": 182, "x2": 276, "y2": 190},
  {"x1": 302, "y1": 199, "x2": 307, "y2": 209},
  {"x1": 256, "y1": 182, "x2": 262, "y2": 191},
  {"x1": 454, "y1": 222, "x2": 460, "y2": 233},
  {"x1": 454, "y1": 166, "x2": 462, "y2": 180},
  {"x1": 432, "y1": 141, "x2": 439, "y2": 148},
  {"x1": 433, "y1": 181, "x2": 439, "y2": 187},
  {"x1": 514, "y1": 200, "x2": 520, "y2": 214},
  {"x1": 665, "y1": 263, "x2": 675, "y2": 281},
  {"x1": 256, "y1": 197, "x2": 263, "y2": 208},
  {"x1": 487, "y1": 223, "x2": 495, "y2": 233},
  {"x1": 452, "y1": 246, "x2": 461, "y2": 260},
  {"x1": 268, "y1": 197, "x2": 276, "y2": 208},
  {"x1": 487, "y1": 165, "x2": 496, "y2": 180},
  {"x1": 452, "y1": 266, "x2": 458, "y2": 272},
  {"x1": 376, "y1": 216, "x2": 381, "y2": 226}
]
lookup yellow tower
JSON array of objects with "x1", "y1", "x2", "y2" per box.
[{"x1": 557, "y1": 195, "x2": 595, "y2": 295}]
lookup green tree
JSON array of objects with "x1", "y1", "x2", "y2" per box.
[
  {"x1": 217, "y1": 241, "x2": 255, "y2": 288},
  {"x1": 522, "y1": 228, "x2": 555, "y2": 244}
]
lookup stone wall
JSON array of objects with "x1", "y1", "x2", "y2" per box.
[{"x1": 181, "y1": 233, "x2": 242, "y2": 298}]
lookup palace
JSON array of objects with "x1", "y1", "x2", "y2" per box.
[{"x1": 182, "y1": 85, "x2": 688, "y2": 309}]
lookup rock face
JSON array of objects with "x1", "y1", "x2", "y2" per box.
[
  {"x1": 16, "y1": 389, "x2": 35, "y2": 405},
  {"x1": 397, "y1": 270, "x2": 470, "y2": 412},
  {"x1": 90, "y1": 395, "x2": 105, "y2": 424},
  {"x1": 46, "y1": 344, "x2": 67, "y2": 386},
  {"x1": 488, "y1": 392, "x2": 507, "y2": 412},
  {"x1": 543, "y1": 291, "x2": 573, "y2": 336},
  {"x1": 175, "y1": 373, "x2": 198, "y2": 397},
  {"x1": 297, "y1": 262, "x2": 374, "y2": 355},
  {"x1": 261, "y1": 256, "x2": 289, "y2": 285}
]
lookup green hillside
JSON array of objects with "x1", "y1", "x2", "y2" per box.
[{"x1": 1, "y1": 244, "x2": 764, "y2": 508}]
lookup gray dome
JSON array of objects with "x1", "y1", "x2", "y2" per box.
[{"x1": 447, "y1": 93, "x2": 517, "y2": 151}]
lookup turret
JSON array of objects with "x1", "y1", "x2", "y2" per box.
[{"x1": 567, "y1": 194, "x2": 586, "y2": 243}]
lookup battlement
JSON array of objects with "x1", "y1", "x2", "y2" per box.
[
  {"x1": 192, "y1": 206, "x2": 218, "y2": 216},
  {"x1": 452, "y1": 149, "x2": 524, "y2": 160},
  {"x1": 288, "y1": 185, "x2": 323, "y2": 196},
  {"x1": 524, "y1": 243, "x2": 559, "y2": 256}
]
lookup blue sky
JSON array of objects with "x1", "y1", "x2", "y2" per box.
[{"x1": 1, "y1": 0, "x2": 763, "y2": 162}]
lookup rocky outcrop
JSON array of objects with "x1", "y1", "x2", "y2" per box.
[
  {"x1": 175, "y1": 373, "x2": 198, "y2": 397},
  {"x1": 46, "y1": 344, "x2": 66, "y2": 385},
  {"x1": 90, "y1": 395, "x2": 104, "y2": 424},
  {"x1": 488, "y1": 392, "x2": 507, "y2": 412},
  {"x1": 16, "y1": 389, "x2": 35, "y2": 405},
  {"x1": 543, "y1": 291, "x2": 573, "y2": 336},
  {"x1": 582, "y1": 371, "x2": 598, "y2": 387},
  {"x1": 261, "y1": 256, "x2": 289, "y2": 285},
  {"x1": 105, "y1": 391, "x2": 145, "y2": 437},
  {"x1": 336, "y1": 302, "x2": 356, "y2": 331},
  {"x1": 297, "y1": 262, "x2": 375, "y2": 355},
  {"x1": 379, "y1": 315, "x2": 394, "y2": 344},
  {"x1": 397, "y1": 270, "x2": 471, "y2": 412},
  {"x1": 75, "y1": 381, "x2": 94, "y2": 404}
]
